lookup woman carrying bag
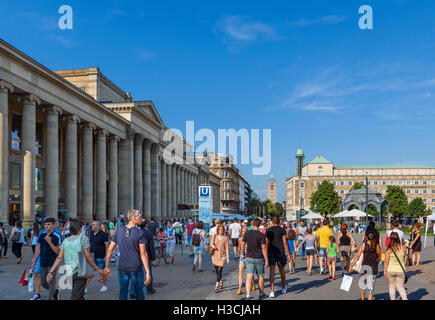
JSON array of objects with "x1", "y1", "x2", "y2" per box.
[
  {"x1": 47, "y1": 219, "x2": 104, "y2": 300},
  {"x1": 337, "y1": 223, "x2": 356, "y2": 276},
  {"x1": 384, "y1": 231, "x2": 408, "y2": 300},
  {"x1": 349, "y1": 231, "x2": 382, "y2": 300},
  {"x1": 9, "y1": 221, "x2": 25, "y2": 264},
  {"x1": 211, "y1": 225, "x2": 229, "y2": 293}
]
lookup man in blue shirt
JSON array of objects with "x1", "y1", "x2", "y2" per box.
[
  {"x1": 105, "y1": 209, "x2": 151, "y2": 300},
  {"x1": 31, "y1": 217, "x2": 62, "y2": 300}
]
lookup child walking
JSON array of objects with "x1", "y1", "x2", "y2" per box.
[
  {"x1": 327, "y1": 236, "x2": 337, "y2": 280},
  {"x1": 287, "y1": 230, "x2": 297, "y2": 274}
]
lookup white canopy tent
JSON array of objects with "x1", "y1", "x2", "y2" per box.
[
  {"x1": 424, "y1": 214, "x2": 435, "y2": 248},
  {"x1": 340, "y1": 209, "x2": 373, "y2": 218},
  {"x1": 332, "y1": 210, "x2": 349, "y2": 218},
  {"x1": 301, "y1": 212, "x2": 324, "y2": 220}
]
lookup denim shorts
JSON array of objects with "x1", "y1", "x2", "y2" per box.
[
  {"x1": 94, "y1": 258, "x2": 105, "y2": 270},
  {"x1": 193, "y1": 245, "x2": 203, "y2": 255},
  {"x1": 166, "y1": 241, "x2": 176, "y2": 257},
  {"x1": 187, "y1": 236, "x2": 192, "y2": 246},
  {"x1": 306, "y1": 249, "x2": 315, "y2": 256},
  {"x1": 239, "y1": 256, "x2": 245, "y2": 265},
  {"x1": 245, "y1": 257, "x2": 265, "y2": 276},
  {"x1": 319, "y1": 247, "x2": 327, "y2": 257}
]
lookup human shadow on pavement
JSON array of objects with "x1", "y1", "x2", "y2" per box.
[
  {"x1": 283, "y1": 278, "x2": 330, "y2": 294},
  {"x1": 407, "y1": 288, "x2": 429, "y2": 300}
]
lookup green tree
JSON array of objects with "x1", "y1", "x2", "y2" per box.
[
  {"x1": 351, "y1": 182, "x2": 365, "y2": 190},
  {"x1": 310, "y1": 181, "x2": 341, "y2": 217},
  {"x1": 385, "y1": 186, "x2": 408, "y2": 219},
  {"x1": 265, "y1": 199, "x2": 276, "y2": 216},
  {"x1": 247, "y1": 198, "x2": 263, "y2": 216},
  {"x1": 273, "y1": 202, "x2": 284, "y2": 216},
  {"x1": 406, "y1": 197, "x2": 426, "y2": 218},
  {"x1": 368, "y1": 204, "x2": 378, "y2": 217}
]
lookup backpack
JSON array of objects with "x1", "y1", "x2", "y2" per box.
[
  {"x1": 192, "y1": 230, "x2": 201, "y2": 247},
  {"x1": 11, "y1": 228, "x2": 22, "y2": 242}
]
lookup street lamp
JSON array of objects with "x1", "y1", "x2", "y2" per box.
[{"x1": 365, "y1": 172, "x2": 369, "y2": 225}]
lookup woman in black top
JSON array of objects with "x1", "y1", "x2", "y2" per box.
[
  {"x1": 361, "y1": 221, "x2": 383, "y2": 251},
  {"x1": 337, "y1": 224, "x2": 356, "y2": 275},
  {"x1": 410, "y1": 223, "x2": 422, "y2": 266},
  {"x1": 349, "y1": 231, "x2": 382, "y2": 300}
]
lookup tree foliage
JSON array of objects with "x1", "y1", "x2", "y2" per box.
[
  {"x1": 385, "y1": 186, "x2": 408, "y2": 219},
  {"x1": 405, "y1": 197, "x2": 426, "y2": 218},
  {"x1": 351, "y1": 182, "x2": 365, "y2": 190},
  {"x1": 310, "y1": 181, "x2": 341, "y2": 217},
  {"x1": 274, "y1": 202, "x2": 284, "y2": 216},
  {"x1": 247, "y1": 198, "x2": 263, "y2": 215}
]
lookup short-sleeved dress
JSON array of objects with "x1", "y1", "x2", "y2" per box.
[{"x1": 212, "y1": 235, "x2": 229, "y2": 267}]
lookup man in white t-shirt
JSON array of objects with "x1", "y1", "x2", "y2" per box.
[
  {"x1": 387, "y1": 221, "x2": 405, "y2": 244},
  {"x1": 229, "y1": 218, "x2": 242, "y2": 259}
]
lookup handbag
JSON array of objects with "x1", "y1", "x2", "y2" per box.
[
  {"x1": 209, "y1": 232, "x2": 216, "y2": 255},
  {"x1": 351, "y1": 244, "x2": 364, "y2": 273},
  {"x1": 391, "y1": 248, "x2": 408, "y2": 284},
  {"x1": 77, "y1": 236, "x2": 95, "y2": 279},
  {"x1": 11, "y1": 228, "x2": 21, "y2": 242},
  {"x1": 19, "y1": 268, "x2": 29, "y2": 286}
]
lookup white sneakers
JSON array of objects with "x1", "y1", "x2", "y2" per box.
[
  {"x1": 282, "y1": 286, "x2": 287, "y2": 294},
  {"x1": 269, "y1": 291, "x2": 275, "y2": 298},
  {"x1": 99, "y1": 285, "x2": 108, "y2": 292},
  {"x1": 84, "y1": 288, "x2": 88, "y2": 294}
]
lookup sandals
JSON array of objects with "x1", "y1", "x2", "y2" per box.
[{"x1": 215, "y1": 286, "x2": 219, "y2": 293}]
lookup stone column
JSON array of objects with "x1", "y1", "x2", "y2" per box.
[
  {"x1": 81, "y1": 123, "x2": 95, "y2": 223},
  {"x1": 109, "y1": 136, "x2": 119, "y2": 220},
  {"x1": 96, "y1": 129, "x2": 108, "y2": 221},
  {"x1": 134, "y1": 135, "x2": 144, "y2": 211},
  {"x1": 143, "y1": 140, "x2": 152, "y2": 218},
  {"x1": 44, "y1": 107, "x2": 61, "y2": 218},
  {"x1": 151, "y1": 144, "x2": 160, "y2": 218},
  {"x1": 180, "y1": 168, "x2": 185, "y2": 204},
  {"x1": 0, "y1": 81, "x2": 13, "y2": 224},
  {"x1": 65, "y1": 115, "x2": 80, "y2": 219},
  {"x1": 161, "y1": 160, "x2": 167, "y2": 218},
  {"x1": 167, "y1": 163, "x2": 172, "y2": 218},
  {"x1": 21, "y1": 95, "x2": 40, "y2": 227},
  {"x1": 172, "y1": 165, "x2": 176, "y2": 218},
  {"x1": 176, "y1": 166, "x2": 180, "y2": 217},
  {"x1": 119, "y1": 127, "x2": 134, "y2": 215}
]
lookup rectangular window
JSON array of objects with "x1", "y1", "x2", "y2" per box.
[
  {"x1": 318, "y1": 170, "x2": 323, "y2": 176},
  {"x1": 10, "y1": 162, "x2": 21, "y2": 190},
  {"x1": 348, "y1": 181, "x2": 353, "y2": 186},
  {"x1": 11, "y1": 114, "x2": 21, "y2": 150},
  {"x1": 415, "y1": 181, "x2": 419, "y2": 185},
  {"x1": 415, "y1": 189, "x2": 420, "y2": 194},
  {"x1": 35, "y1": 168, "x2": 43, "y2": 191},
  {"x1": 382, "y1": 181, "x2": 386, "y2": 185},
  {"x1": 423, "y1": 189, "x2": 427, "y2": 194},
  {"x1": 423, "y1": 181, "x2": 427, "y2": 185},
  {"x1": 406, "y1": 181, "x2": 411, "y2": 185},
  {"x1": 423, "y1": 198, "x2": 428, "y2": 203},
  {"x1": 300, "y1": 190, "x2": 304, "y2": 197},
  {"x1": 373, "y1": 181, "x2": 378, "y2": 185},
  {"x1": 340, "y1": 181, "x2": 344, "y2": 186},
  {"x1": 300, "y1": 182, "x2": 305, "y2": 188},
  {"x1": 35, "y1": 123, "x2": 43, "y2": 155},
  {"x1": 406, "y1": 190, "x2": 411, "y2": 194}
]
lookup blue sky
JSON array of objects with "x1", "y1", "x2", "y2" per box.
[{"x1": 1, "y1": 0, "x2": 435, "y2": 202}]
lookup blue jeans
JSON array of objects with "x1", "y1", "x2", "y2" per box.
[
  {"x1": 119, "y1": 270, "x2": 144, "y2": 300},
  {"x1": 129, "y1": 264, "x2": 153, "y2": 294},
  {"x1": 298, "y1": 239, "x2": 306, "y2": 258}
]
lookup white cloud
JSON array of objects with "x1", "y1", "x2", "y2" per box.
[
  {"x1": 287, "y1": 15, "x2": 347, "y2": 27},
  {"x1": 214, "y1": 15, "x2": 278, "y2": 52},
  {"x1": 136, "y1": 48, "x2": 153, "y2": 61}
]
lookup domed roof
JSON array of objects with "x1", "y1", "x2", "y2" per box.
[
  {"x1": 347, "y1": 187, "x2": 381, "y2": 196},
  {"x1": 296, "y1": 148, "x2": 304, "y2": 156}
]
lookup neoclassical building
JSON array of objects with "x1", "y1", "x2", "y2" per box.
[
  {"x1": 0, "y1": 39, "x2": 219, "y2": 228},
  {"x1": 286, "y1": 148, "x2": 435, "y2": 221}
]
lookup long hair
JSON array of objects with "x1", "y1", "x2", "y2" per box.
[
  {"x1": 340, "y1": 224, "x2": 348, "y2": 235},
  {"x1": 366, "y1": 231, "x2": 376, "y2": 252},
  {"x1": 387, "y1": 232, "x2": 401, "y2": 253},
  {"x1": 32, "y1": 222, "x2": 40, "y2": 237}
]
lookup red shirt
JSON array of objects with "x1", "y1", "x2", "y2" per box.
[{"x1": 186, "y1": 223, "x2": 195, "y2": 236}]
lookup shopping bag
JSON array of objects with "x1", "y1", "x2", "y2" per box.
[
  {"x1": 28, "y1": 269, "x2": 34, "y2": 293},
  {"x1": 19, "y1": 268, "x2": 29, "y2": 286},
  {"x1": 351, "y1": 253, "x2": 363, "y2": 273},
  {"x1": 340, "y1": 275, "x2": 353, "y2": 292}
]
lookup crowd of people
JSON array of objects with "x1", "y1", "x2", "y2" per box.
[{"x1": 0, "y1": 211, "x2": 433, "y2": 301}]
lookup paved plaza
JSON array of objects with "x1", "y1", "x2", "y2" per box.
[{"x1": 0, "y1": 233, "x2": 434, "y2": 300}]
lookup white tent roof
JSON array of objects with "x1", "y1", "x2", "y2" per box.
[
  {"x1": 340, "y1": 209, "x2": 373, "y2": 218},
  {"x1": 426, "y1": 214, "x2": 435, "y2": 221},
  {"x1": 424, "y1": 214, "x2": 435, "y2": 248},
  {"x1": 301, "y1": 212, "x2": 324, "y2": 220},
  {"x1": 333, "y1": 210, "x2": 349, "y2": 218}
]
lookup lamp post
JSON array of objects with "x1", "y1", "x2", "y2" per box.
[{"x1": 365, "y1": 173, "x2": 369, "y2": 225}]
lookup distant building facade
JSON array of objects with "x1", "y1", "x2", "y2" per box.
[
  {"x1": 267, "y1": 179, "x2": 277, "y2": 203},
  {"x1": 286, "y1": 148, "x2": 435, "y2": 221}
]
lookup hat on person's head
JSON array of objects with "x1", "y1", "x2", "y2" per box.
[
  {"x1": 42, "y1": 216, "x2": 56, "y2": 224},
  {"x1": 243, "y1": 220, "x2": 248, "y2": 223}
]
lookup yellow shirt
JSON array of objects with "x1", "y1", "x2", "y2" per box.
[
  {"x1": 387, "y1": 249, "x2": 405, "y2": 273},
  {"x1": 317, "y1": 226, "x2": 333, "y2": 248}
]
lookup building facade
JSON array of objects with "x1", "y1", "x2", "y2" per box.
[
  {"x1": 0, "y1": 39, "x2": 217, "y2": 227},
  {"x1": 286, "y1": 149, "x2": 435, "y2": 221},
  {"x1": 267, "y1": 179, "x2": 277, "y2": 203},
  {"x1": 208, "y1": 153, "x2": 240, "y2": 214}
]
